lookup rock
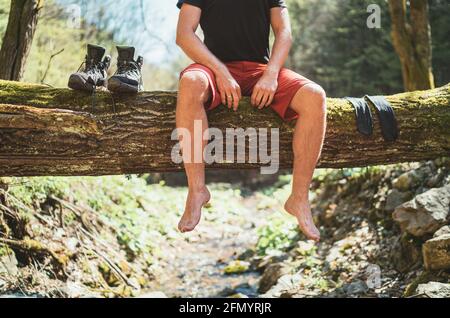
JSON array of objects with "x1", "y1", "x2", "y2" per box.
[
  {"x1": 392, "y1": 171, "x2": 422, "y2": 191},
  {"x1": 422, "y1": 234, "x2": 450, "y2": 270},
  {"x1": 237, "y1": 249, "x2": 256, "y2": 261},
  {"x1": 325, "y1": 246, "x2": 341, "y2": 264},
  {"x1": 295, "y1": 241, "x2": 316, "y2": 256},
  {"x1": 392, "y1": 186, "x2": 450, "y2": 237},
  {"x1": 0, "y1": 251, "x2": 18, "y2": 276},
  {"x1": 228, "y1": 293, "x2": 249, "y2": 298},
  {"x1": 426, "y1": 171, "x2": 445, "y2": 188},
  {"x1": 276, "y1": 273, "x2": 303, "y2": 290},
  {"x1": 64, "y1": 238, "x2": 79, "y2": 254},
  {"x1": 343, "y1": 280, "x2": 369, "y2": 295},
  {"x1": 218, "y1": 287, "x2": 236, "y2": 297},
  {"x1": 253, "y1": 254, "x2": 289, "y2": 272},
  {"x1": 434, "y1": 157, "x2": 449, "y2": 168},
  {"x1": 258, "y1": 263, "x2": 290, "y2": 294},
  {"x1": 390, "y1": 234, "x2": 421, "y2": 273},
  {"x1": 364, "y1": 264, "x2": 382, "y2": 290},
  {"x1": 233, "y1": 283, "x2": 256, "y2": 296},
  {"x1": 433, "y1": 225, "x2": 450, "y2": 238},
  {"x1": 279, "y1": 291, "x2": 295, "y2": 298},
  {"x1": 65, "y1": 281, "x2": 89, "y2": 298},
  {"x1": 326, "y1": 236, "x2": 358, "y2": 263},
  {"x1": 261, "y1": 273, "x2": 304, "y2": 297},
  {"x1": 0, "y1": 293, "x2": 41, "y2": 298},
  {"x1": 223, "y1": 261, "x2": 250, "y2": 275},
  {"x1": 416, "y1": 282, "x2": 450, "y2": 298},
  {"x1": 138, "y1": 291, "x2": 168, "y2": 298},
  {"x1": 385, "y1": 189, "x2": 412, "y2": 212},
  {"x1": 118, "y1": 260, "x2": 132, "y2": 276}
]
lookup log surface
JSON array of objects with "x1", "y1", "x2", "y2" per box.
[{"x1": 0, "y1": 80, "x2": 449, "y2": 177}]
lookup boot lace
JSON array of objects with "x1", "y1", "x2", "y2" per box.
[
  {"x1": 115, "y1": 60, "x2": 140, "y2": 76},
  {"x1": 77, "y1": 56, "x2": 105, "y2": 76}
]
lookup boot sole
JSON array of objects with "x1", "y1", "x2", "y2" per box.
[
  {"x1": 108, "y1": 77, "x2": 142, "y2": 94},
  {"x1": 68, "y1": 74, "x2": 96, "y2": 92}
]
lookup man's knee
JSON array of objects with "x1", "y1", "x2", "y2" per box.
[
  {"x1": 179, "y1": 71, "x2": 210, "y2": 104},
  {"x1": 304, "y1": 83, "x2": 327, "y2": 103},
  {"x1": 291, "y1": 83, "x2": 327, "y2": 115}
]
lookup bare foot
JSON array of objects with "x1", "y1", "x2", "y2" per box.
[
  {"x1": 284, "y1": 195, "x2": 321, "y2": 242},
  {"x1": 178, "y1": 187, "x2": 211, "y2": 233}
]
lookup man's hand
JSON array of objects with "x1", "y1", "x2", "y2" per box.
[
  {"x1": 250, "y1": 5, "x2": 291, "y2": 110},
  {"x1": 177, "y1": 4, "x2": 241, "y2": 111},
  {"x1": 216, "y1": 70, "x2": 241, "y2": 111},
  {"x1": 251, "y1": 70, "x2": 279, "y2": 109}
]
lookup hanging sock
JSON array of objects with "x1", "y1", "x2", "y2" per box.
[
  {"x1": 345, "y1": 97, "x2": 374, "y2": 137},
  {"x1": 365, "y1": 95, "x2": 399, "y2": 142}
]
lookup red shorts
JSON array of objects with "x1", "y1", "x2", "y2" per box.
[{"x1": 179, "y1": 61, "x2": 314, "y2": 121}]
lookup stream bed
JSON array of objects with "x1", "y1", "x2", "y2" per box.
[{"x1": 145, "y1": 196, "x2": 273, "y2": 298}]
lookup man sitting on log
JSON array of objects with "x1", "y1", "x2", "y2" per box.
[{"x1": 175, "y1": 0, "x2": 327, "y2": 241}]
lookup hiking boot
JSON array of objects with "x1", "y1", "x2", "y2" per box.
[
  {"x1": 108, "y1": 46, "x2": 144, "y2": 93},
  {"x1": 68, "y1": 44, "x2": 111, "y2": 92}
]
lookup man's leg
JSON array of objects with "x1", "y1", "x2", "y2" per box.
[
  {"x1": 284, "y1": 83, "x2": 327, "y2": 241},
  {"x1": 176, "y1": 71, "x2": 212, "y2": 233}
]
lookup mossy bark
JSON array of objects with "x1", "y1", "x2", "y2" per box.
[{"x1": 0, "y1": 80, "x2": 449, "y2": 177}]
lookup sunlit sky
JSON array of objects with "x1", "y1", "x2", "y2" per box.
[
  {"x1": 139, "y1": 0, "x2": 182, "y2": 64},
  {"x1": 56, "y1": 0, "x2": 183, "y2": 66}
]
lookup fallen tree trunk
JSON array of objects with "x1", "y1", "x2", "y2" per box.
[{"x1": 0, "y1": 80, "x2": 449, "y2": 177}]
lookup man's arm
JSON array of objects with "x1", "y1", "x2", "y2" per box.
[
  {"x1": 176, "y1": 4, "x2": 241, "y2": 110},
  {"x1": 251, "y1": 7, "x2": 293, "y2": 108}
]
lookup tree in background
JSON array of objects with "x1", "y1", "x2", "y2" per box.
[
  {"x1": 428, "y1": 0, "x2": 449, "y2": 87},
  {"x1": 0, "y1": 0, "x2": 44, "y2": 81},
  {"x1": 23, "y1": 0, "x2": 117, "y2": 86},
  {"x1": 0, "y1": 0, "x2": 183, "y2": 89},
  {"x1": 0, "y1": 0, "x2": 8, "y2": 36},
  {"x1": 388, "y1": 0, "x2": 435, "y2": 91},
  {"x1": 286, "y1": 0, "x2": 403, "y2": 97},
  {"x1": 0, "y1": 0, "x2": 447, "y2": 91},
  {"x1": 286, "y1": 0, "x2": 449, "y2": 96}
]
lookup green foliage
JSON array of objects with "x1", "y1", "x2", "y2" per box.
[
  {"x1": 287, "y1": 0, "x2": 403, "y2": 97},
  {"x1": 0, "y1": 245, "x2": 13, "y2": 257},
  {"x1": 286, "y1": 0, "x2": 450, "y2": 96},
  {"x1": 1, "y1": 0, "x2": 181, "y2": 89},
  {"x1": 429, "y1": 0, "x2": 450, "y2": 86},
  {"x1": 21, "y1": 0, "x2": 116, "y2": 87},
  {"x1": 1, "y1": 0, "x2": 449, "y2": 92},
  {"x1": 4, "y1": 176, "x2": 178, "y2": 260},
  {"x1": 0, "y1": 0, "x2": 9, "y2": 47},
  {"x1": 256, "y1": 216, "x2": 299, "y2": 256},
  {"x1": 3, "y1": 176, "x2": 274, "y2": 262},
  {"x1": 69, "y1": 177, "x2": 182, "y2": 259},
  {"x1": 8, "y1": 177, "x2": 68, "y2": 207},
  {"x1": 313, "y1": 166, "x2": 385, "y2": 184}
]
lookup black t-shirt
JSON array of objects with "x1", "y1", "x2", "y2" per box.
[{"x1": 177, "y1": 0, "x2": 287, "y2": 64}]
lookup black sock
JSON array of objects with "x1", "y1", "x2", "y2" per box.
[
  {"x1": 345, "y1": 97, "x2": 373, "y2": 137},
  {"x1": 365, "y1": 95, "x2": 399, "y2": 142}
]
